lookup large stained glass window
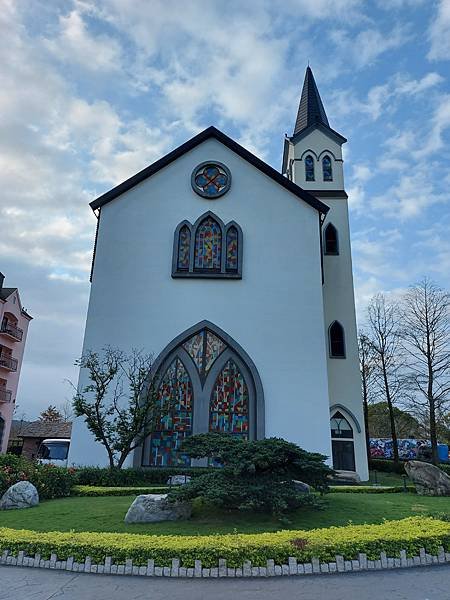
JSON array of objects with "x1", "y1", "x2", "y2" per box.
[
  {"x1": 305, "y1": 155, "x2": 315, "y2": 181},
  {"x1": 322, "y1": 155, "x2": 333, "y2": 181},
  {"x1": 177, "y1": 225, "x2": 191, "y2": 270},
  {"x1": 209, "y1": 359, "x2": 249, "y2": 438},
  {"x1": 194, "y1": 217, "x2": 222, "y2": 270},
  {"x1": 149, "y1": 358, "x2": 193, "y2": 466},
  {"x1": 226, "y1": 226, "x2": 238, "y2": 272},
  {"x1": 183, "y1": 329, "x2": 226, "y2": 381}
]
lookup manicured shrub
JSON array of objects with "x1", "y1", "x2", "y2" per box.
[
  {"x1": 0, "y1": 517, "x2": 448, "y2": 567},
  {"x1": 0, "y1": 454, "x2": 74, "y2": 500},
  {"x1": 170, "y1": 434, "x2": 332, "y2": 515},
  {"x1": 329, "y1": 485, "x2": 416, "y2": 493},
  {"x1": 73, "y1": 466, "x2": 211, "y2": 487},
  {"x1": 71, "y1": 485, "x2": 169, "y2": 497}
]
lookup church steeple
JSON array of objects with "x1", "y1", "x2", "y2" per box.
[{"x1": 293, "y1": 66, "x2": 329, "y2": 136}]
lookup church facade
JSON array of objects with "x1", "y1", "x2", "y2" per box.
[{"x1": 69, "y1": 68, "x2": 369, "y2": 480}]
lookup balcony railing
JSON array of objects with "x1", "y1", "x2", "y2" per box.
[
  {"x1": 0, "y1": 355, "x2": 18, "y2": 371},
  {"x1": 0, "y1": 322, "x2": 23, "y2": 341},
  {"x1": 0, "y1": 388, "x2": 12, "y2": 403}
]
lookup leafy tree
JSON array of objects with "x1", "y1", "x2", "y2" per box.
[
  {"x1": 73, "y1": 347, "x2": 158, "y2": 469},
  {"x1": 39, "y1": 405, "x2": 63, "y2": 423},
  {"x1": 401, "y1": 279, "x2": 450, "y2": 464},
  {"x1": 170, "y1": 433, "x2": 332, "y2": 515},
  {"x1": 358, "y1": 331, "x2": 377, "y2": 460},
  {"x1": 367, "y1": 402, "x2": 421, "y2": 438}
]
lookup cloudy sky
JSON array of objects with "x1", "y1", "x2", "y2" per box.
[{"x1": 1, "y1": 0, "x2": 449, "y2": 418}]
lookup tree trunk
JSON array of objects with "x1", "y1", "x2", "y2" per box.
[
  {"x1": 362, "y1": 375, "x2": 371, "y2": 462},
  {"x1": 382, "y1": 356, "x2": 399, "y2": 465}
]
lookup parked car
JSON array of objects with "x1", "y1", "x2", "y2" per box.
[{"x1": 36, "y1": 438, "x2": 71, "y2": 467}]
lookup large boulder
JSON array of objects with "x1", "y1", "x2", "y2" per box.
[
  {"x1": 0, "y1": 481, "x2": 39, "y2": 510},
  {"x1": 167, "y1": 475, "x2": 192, "y2": 486},
  {"x1": 292, "y1": 480, "x2": 311, "y2": 494},
  {"x1": 331, "y1": 470, "x2": 361, "y2": 485},
  {"x1": 125, "y1": 494, "x2": 192, "y2": 523},
  {"x1": 405, "y1": 460, "x2": 450, "y2": 496}
]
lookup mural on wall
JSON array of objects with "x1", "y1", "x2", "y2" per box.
[{"x1": 369, "y1": 438, "x2": 432, "y2": 460}]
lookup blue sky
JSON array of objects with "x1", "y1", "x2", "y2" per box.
[{"x1": 1, "y1": 0, "x2": 449, "y2": 418}]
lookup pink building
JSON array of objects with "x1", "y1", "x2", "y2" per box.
[{"x1": 0, "y1": 272, "x2": 32, "y2": 453}]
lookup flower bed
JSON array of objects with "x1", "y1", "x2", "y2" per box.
[{"x1": 0, "y1": 517, "x2": 449, "y2": 568}]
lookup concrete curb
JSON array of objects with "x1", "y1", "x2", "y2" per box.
[{"x1": 1, "y1": 547, "x2": 450, "y2": 577}]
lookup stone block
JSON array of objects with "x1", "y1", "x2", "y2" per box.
[
  {"x1": 344, "y1": 561, "x2": 352, "y2": 571},
  {"x1": 219, "y1": 558, "x2": 227, "y2": 577},
  {"x1": 139, "y1": 566, "x2": 147, "y2": 575},
  {"x1": 154, "y1": 567, "x2": 163, "y2": 576},
  {"x1": 163, "y1": 566, "x2": 171, "y2": 576},
  {"x1": 358, "y1": 553, "x2": 368, "y2": 570},
  {"x1": 187, "y1": 568, "x2": 194, "y2": 577},
  {"x1": 274, "y1": 565, "x2": 282, "y2": 576},
  {"x1": 194, "y1": 560, "x2": 202, "y2": 577},
  {"x1": 336, "y1": 556, "x2": 345, "y2": 572},
  {"x1": 320, "y1": 563, "x2": 329, "y2": 573},
  {"x1": 146, "y1": 559, "x2": 155, "y2": 576},
  {"x1": 266, "y1": 559, "x2": 275, "y2": 576},
  {"x1": 329, "y1": 562, "x2": 337, "y2": 572},
  {"x1": 351, "y1": 560, "x2": 360, "y2": 571},
  {"x1": 202, "y1": 568, "x2": 210, "y2": 578},
  {"x1": 227, "y1": 568, "x2": 236, "y2": 577},
  {"x1": 288, "y1": 557, "x2": 297, "y2": 575},
  {"x1": 304, "y1": 563, "x2": 312, "y2": 574},
  {"x1": 312, "y1": 558, "x2": 320, "y2": 573},
  {"x1": 179, "y1": 567, "x2": 187, "y2": 577},
  {"x1": 251, "y1": 567, "x2": 259, "y2": 577}
]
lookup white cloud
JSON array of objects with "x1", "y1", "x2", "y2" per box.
[{"x1": 428, "y1": 0, "x2": 450, "y2": 61}]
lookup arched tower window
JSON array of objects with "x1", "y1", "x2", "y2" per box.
[
  {"x1": 329, "y1": 321, "x2": 345, "y2": 358},
  {"x1": 172, "y1": 213, "x2": 242, "y2": 278},
  {"x1": 305, "y1": 155, "x2": 315, "y2": 181},
  {"x1": 330, "y1": 411, "x2": 355, "y2": 471},
  {"x1": 148, "y1": 358, "x2": 193, "y2": 466},
  {"x1": 322, "y1": 155, "x2": 333, "y2": 181},
  {"x1": 324, "y1": 223, "x2": 339, "y2": 255},
  {"x1": 194, "y1": 216, "x2": 222, "y2": 271}
]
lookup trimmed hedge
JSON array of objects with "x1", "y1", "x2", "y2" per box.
[
  {"x1": 329, "y1": 485, "x2": 416, "y2": 494},
  {"x1": 0, "y1": 517, "x2": 449, "y2": 567},
  {"x1": 71, "y1": 485, "x2": 169, "y2": 497},
  {"x1": 73, "y1": 466, "x2": 211, "y2": 487}
]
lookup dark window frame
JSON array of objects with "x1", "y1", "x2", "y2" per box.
[
  {"x1": 172, "y1": 211, "x2": 243, "y2": 279},
  {"x1": 305, "y1": 154, "x2": 315, "y2": 181},
  {"x1": 324, "y1": 223, "x2": 339, "y2": 255},
  {"x1": 322, "y1": 155, "x2": 333, "y2": 181},
  {"x1": 329, "y1": 320, "x2": 346, "y2": 358}
]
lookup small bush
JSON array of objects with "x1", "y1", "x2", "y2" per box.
[
  {"x1": 0, "y1": 454, "x2": 74, "y2": 500},
  {"x1": 0, "y1": 517, "x2": 448, "y2": 567},
  {"x1": 73, "y1": 466, "x2": 211, "y2": 487},
  {"x1": 329, "y1": 485, "x2": 416, "y2": 494}
]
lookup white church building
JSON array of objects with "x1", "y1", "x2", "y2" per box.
[{"x1": 69, "y1": 67, "x2": 369, "y2": 480}]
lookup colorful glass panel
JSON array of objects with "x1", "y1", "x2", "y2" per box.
[
  {"x1": 194, "y1": 217, "x2": 222, "y2": 270},
  {"x1": 305, "y1": 155, "x2": 315, "y2": 181},
  {"x1": 177, "y1": 226, "x2": 190, "y2": 270},
  {"x1": 210, "y1": 360, "x2": 249, "y2": 438},
  {"x1": 322, "y1": 156, "x2": 333, "y2": 181},
  {"x1": 149, "y1": 359, "x2": 193, "y2": 466},
  {"x1": 226, "y1": 227, "x2": 238, "y2": 271},
  {"x1": 183, "y1": 331, "x2": 204, "y2": 372},
  {"x1": 205, "y1": 331, "x2": 226, "y2": 374},
  {"x1": 193, "y1": 163, "x2": 230, "y2": 197}
]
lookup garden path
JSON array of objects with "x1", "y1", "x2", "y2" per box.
[{"x1": 0, "y1": 564, "x2": 448, "y2": 600}]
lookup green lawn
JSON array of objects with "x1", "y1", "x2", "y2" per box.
[{"x1": 1, "y1": 492, "x2": 448, "y2": 536}]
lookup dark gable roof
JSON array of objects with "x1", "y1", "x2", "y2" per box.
[
  {"x1": 90, "y1": 126, "x2": 329, "y2": 215},
  {"x1": 0, "y1": 287, "x2": 17, "y2": 301}
]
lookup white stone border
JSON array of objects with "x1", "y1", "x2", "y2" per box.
[{"x1": 1, "y1": 548, "x2": 450, "y2": 577}]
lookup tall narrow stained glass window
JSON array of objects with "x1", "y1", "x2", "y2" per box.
[
  {"x1": 305, "y1": 155, "x2": 315, "y2": 181},
  {"x1": 149, "y1": 358, "x2": 193, "y2": 466},
  {"x1": 322, "y1": 155, "x2": 333, "y2": 181},
  {"x1": 194, "y1": 217, "x2": 222, "y2": 271},
  {"x1": 226, "y1": 226, "x2": 238, "y2": 272},
  {"x1": 177, "y1": 225, "x2": 191, "y2": 270},
  {"x1": 209, "y1": 359, "x2": 249, "y2": 438},
  {"x1": 183, "y1": 329, "x2": 226, "y2": 380}
]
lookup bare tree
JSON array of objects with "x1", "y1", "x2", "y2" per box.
[
  {"x1": 401, "y1": 278, "x2": 450, "y2": 464},
  {"x1": 367, "y1": 294, "x2": 404, "y2": 465},
  {"x1": 73, "y1": 347, "x2": 159, "y2": 469},
  {"x1": 358, "y1": 330, "x2": 377, "y2": 461},
  {"x1": 39, "y1": 405, "x2": 64, "y2": 422}
]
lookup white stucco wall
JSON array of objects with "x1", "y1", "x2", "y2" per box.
[{"x1": 69, "y1": 138, "x2": 333, "y2": 468}]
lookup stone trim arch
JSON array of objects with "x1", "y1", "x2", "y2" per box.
[{"x1": 330, "y1": 404, "x2": 362, "y2": 433}]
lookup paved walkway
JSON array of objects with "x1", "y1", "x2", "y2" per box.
[{"x1": 1, "y1": 564, "x2": 449, "y2": 600}]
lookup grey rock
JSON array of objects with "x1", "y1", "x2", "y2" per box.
[
  {"x1": 124, "y1": 494, "x2": 192, "y2": 523},
  {"x1": 405, "y1": 460, "x2": 450, "y2": 496},
  {"x1": 0, "y1": 481, "x2": 39, "y2": 510},
  {"x1": 166, "y1": 475, "x2": 192, "y2": 486},
  {"x1": 292, "y1": 480, "x2": 311, "y2": 494},
  {"x1": 332, "y1": 470, "x2": 361, "y2": 484}
]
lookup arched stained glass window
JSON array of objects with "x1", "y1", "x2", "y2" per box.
[
  {"x1": 329, "y1": 321, "x2": 345, "y2": 358},
  {"x1": 324, "y1": 223, "x2": 339, "y2": 255},
  {"x1": 183, "y1": 329, "x2": 226, "y2": 380},
  {"x1": 305, "y1": 155, "x2": 315, "y2": 181},
  {"x1": 177, "y1": 225, "x2": 191, "y2": 270},
  {"x1": 330, "y1": 412, "x2": 353, "y2": 438},
  {"x1": 149, "y1": 358, "x2": 193, "y2": 466},
  {"x1": 226, "y1": 226, "x2": 238, "y2": 272},
  {"x1": 194, "y1": 217, "x2": 222, "y2": 271},
  {"x1": 331, "y1": 411, "x2": 355, "y2": 471},
  {"x1": 210, "y1": 359, "x2": 249, "y2": 439},
  {"x1": 322, "y1": 155, "x2": 333, "y2": 181}
]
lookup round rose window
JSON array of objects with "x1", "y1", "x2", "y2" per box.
[{"x1": 191, "y1": 161, "x2": 231, "y2": 198}]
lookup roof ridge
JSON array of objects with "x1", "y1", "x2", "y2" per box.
[{"x1": 294, "y1": 66, "x2": 329, "y2": 135}]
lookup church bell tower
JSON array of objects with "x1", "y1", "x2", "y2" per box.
[{"x1": 283, "y1": 67, "x2": 369, "y2": 480}]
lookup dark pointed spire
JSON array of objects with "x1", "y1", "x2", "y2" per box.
[{"x1": 293, "y1": 66, "x2": 329, "y2": 136}]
